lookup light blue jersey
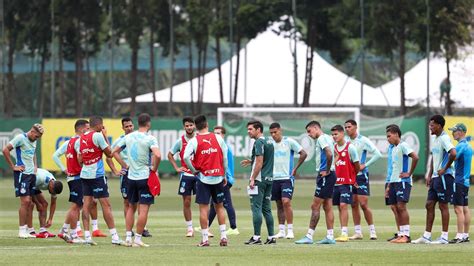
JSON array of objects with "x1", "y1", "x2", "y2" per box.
[
  {"x1": 52, "y1": 139, "x2": 69, "y2": 172},
  {"x1": 314, "y1": 134, "x2": 335, "y2": 172},
  {"x1": 385, "y1": 144, "x2": 394, "y2": 183},
  {"x1": 112, "y1": 135, "x2": 129, "y2": 165},
  {"x1": 123, "y1": 131, "x2": 159, "y2": 181},
  {"x1": 454, "y1": 138, "x2": 472, "y2": 187},
  {"x1": 272, "y1": 137, "x2": 303, "y2": 181},
  {"x1": 9, "y1": 133, "x2": 37, "y2": 175},
  {"x1": 347, "y1": 134, "x2": 381, "y2": 175},
  {"x1": 80, "y1": 132, "x2": 109, "y2": 179},
  {"x1": 387, "y1": 141, "x2": 414, "y2": 183},
  {"x1": 227, "y1": 143, "x2": 235, "y2": 185},
  {"x1": 35, "y1": 168, "x2": 56, "y2": 191},
  {"x1": 431, "y1": 131, "x2": 455, "y2": 178}
]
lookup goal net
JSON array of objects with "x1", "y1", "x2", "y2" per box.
[{"x1": 217, "y1": 107, "x2": 360, "y2": 177}]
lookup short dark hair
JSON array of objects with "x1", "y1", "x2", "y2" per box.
[
  {"x1": 194, "y1": 115, "x2": 207, "y2": 130},
  {"x1": 269, "y1": 122, "x2": 281, "y2": 130},
  {"x1": 74, "y1": 119, "x2": 89, "y2": 131},
  {"x1": 182, "y1": 116, "x2": 194, "y2": 125},
  {"x1": 121, "y1": 117, "x2": 132, "y2": 126},
  {"x1": 89, "y1": 116, "x2": 103, "y2": 128},
  {"x1": 138, "y1": 113, "x2": 151, "y2": 127},
  {"x1": 53, "y1": 180, "x2": 63, "y2": 195},
  {"x1": 331, "y1": 125, "x2": 344, "y2": 132},
  {"x1": 345, "y1": 119, "x2": 357, "y2": 126},
  {"x1": 430, "y1": 114, "x2": 445, "y2": 128},
  {"x1": 386, "y1": 125, "x2": 402, "y2": 137},
  {"x1": 214, "y1": 126, "x2": 226, "y2": 134},
  {"x1": 305, "y1": 120, "x2": 321, "y2": 129},
  {"x1": 247, "y1": 120, "x2": 264, "y2": 133},
  {"x1": 386, "y1": 124, "x2": 398, "y2": 129}
]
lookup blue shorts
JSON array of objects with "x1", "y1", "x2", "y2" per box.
[
  {"x1": 314, "y1": 171, "x2": 336, "y2": 199},
  {"x1": 332, "y1": 184, "x2": 353, "y2": 206},
  {"x1": 195, "y1": 179, "x2": 225, "y2": 205},
  {"x1": 386, "y1": 182, "x2": 411, "y2": 205},
  {"x1": 120, "y1": 171, "x2": 129, "y2": 199},
  {"x1": 271, "y1": 179, "x2": 294, "y2": 200},
  {"x1": 68, "y1": 179, "x2": 83, "y2": 206},
  {"x1": 14, "y1": 171, "x2": 36, "y2": 197},
  {"x1": 178, "y1": 173, "x2": 197, "y2": 196},
  {"x1": 128, "y1": 179, "x2": 154, "y2": 205},
  {"x1": 427, "y1": 175, "x2": 454, "y2": 203},
  {"x1": 81, "y1": 177, "x2": 109, "y2": 198},
  {"x1": 353, "y1": 173, "x2": 370, "y2": 196},
  {"x1": 451, "y1": 183, "x2": 469, "y2": 206}
]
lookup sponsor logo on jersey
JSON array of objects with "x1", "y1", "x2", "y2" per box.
[{"x1": 201, "y1": 147, "x2": 218, "y2": 155}]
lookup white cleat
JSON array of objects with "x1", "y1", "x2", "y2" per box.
[
  {"x1": 274, "y1": 231, "x2": 286, "y2": 239},
  {"x1": 18, "y1": 232, "x2": 30, "y2": 239},
  {"x1": 132, "y1": 241, "x2": 150, "y2": 247},
  {"x1": 411, "y1": 236, "x2": 432, "y2": 244},
  {"x1": 71, "y1": 237, "x2": 86, "y2": 244},
  {"x1": 429, "y1": 237, "x2": 449, "y2": 244},
  {"x1": 286, "y1": 231, "x2": 295, "y2": 239},
  {"x1": 349, "y1": 233, "x2": 363, "y2": 240},
  {"x1": 186, "y1": 229, "x2": 194, "y2": 237}
]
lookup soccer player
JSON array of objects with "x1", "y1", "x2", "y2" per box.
[
  {"x1": 385, "y1": 125, "x2": 419, "y2": 243},
  {"x1": 79, "y1": 116, "x2": 124, "y2": 246},
  {"x1": 28, "y1": 168, "x2": 64, "y2": 238},
  {"x1": 2, "y1": 123, "x2": 43, "y2": 239},
  {"x1": 113, "y1": 113, "x2": 161, "y2": 247},
  {"x1": 53, "y1": 119, "x2": 106, "y2": 240},
  {"x1": 183, "y1": 115, "x2": 229, "y2": 247},
  {"x1": 208, "y1": 126, "x2": 239, "y2": 236},
  {"x1": 412, "y1": 114, "x2": 456, "y2": 244},
  {"x1": 168, "y1": 116, "x2": 198, "y2": 237},
  {"x1": 295, "y1": 121, "x2": 337, "y2": 245},
  {"x1": 241, "y1": 120, "x2": 275, "y2": 245},
  {"x1": 331, "y1": 125, "x2": 360, "y2": 242},
  {"x1": 448, "y1": 123, "x2": 472, "y2": 244},
  {"x1": 269, "y1": 122, "x2": 307, "y2": 239},
  {"x1": 344, "y1": 119, "x2": 381, "y2": 240}
]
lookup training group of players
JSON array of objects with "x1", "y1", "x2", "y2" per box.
[{"x1": 2, "y1": 113, "x2": 472, "y2": 247}]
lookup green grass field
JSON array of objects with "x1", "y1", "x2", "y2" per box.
[{"x1": 1, "y1": 177, "x2": 473, "y2": 265}]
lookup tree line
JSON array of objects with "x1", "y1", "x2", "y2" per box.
[{"x1": 2, "y1": 0, "x2": 472, "y2": 118}]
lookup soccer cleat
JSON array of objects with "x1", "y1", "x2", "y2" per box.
[
  {"x1": 274, "y1": 231, "x2": 286, "y2": 239},
  {"x1": 220, "y1": 238, "x2": 228, "y2": 246},
  {"x1": 61, "y1": 233, "x2": 72, "y2": 243},
  {"x1": 186, "y1": 229, "x2": 194, "y2": 237},
  {"x1": 295, "y1": 236, "x2": 314, "y2": 244},
  {"x1": 132, "y1": 241, "x2": 150, "y2": 247},
  {"x1": 369, "y1": 233, "x2": 378, "y2": 240},
  {"x1": 411, "y1": 236, "x2": 432, "y2": 244},
  {"x1": 244, "y1": 237, "x2": 262, "y2": 245},
  {"x1": 92, "y1": 229, "x2": 107, "y2": 237},
  {"x1": 142, "y1": 229, "x2": 152, "y2": 238},
  {"x1": 77, "y1": 230, "x2": 83, "y2": 237},
  {"x1": 112, "y1": 239, "x2": 127, "y2": 246},
  {"x1": 208, "y1": 231, "x2": 214, "y2": 238},
  {"x1": 429, "y1": 237, "x2": 449, "y2": 244},
  {"x1": 449, "y1": 238, "x2": 464, "y2": 244},
  {"x1": 335, "y1": 235, "x2": 349, "y2": 242},
  {"x1": 18, "y1": 232, "x2": 30, "y2": 239},
  {"x1": 387, "y1": 233, "x2": 399, "y2": 242},
  {"x1": 226, "y1": 228, "x2": 240, "y2": 236},
  {"x1": 35, "y1": 231, "x2": 56, "y2": 238},
  {"x1": 317, "y1": 237, "x2": 336, "y2": 244},
  {"x1": 85, "y1": 239, "x2": 98, "y2": 246},
  {"x1": 197, "y1": 241, "x2": 210, "y2": 247},
  {"x1": 390, "y1": 235, "x2": 411, "y2": 243},
  {"x1": 124, "y1": 240, "x2": 133, "y2": 247},
  {"x1": 286, "y1": 231, "x2": 295, "y2": 239},
  {"x1": 462, "y1": 237, "x2": 470, "y2": 243},
  {"x1": 264, "y1": 237, "x2": 276, "y2": 245},
  {"x1": 71, "y1": 237, "x2": 86, "y2": 244},
  {"x1": 349, "y1": 233, "x2": 363, "y2": 240},
  {"x1": 28, "y1": 232, "x2": 37, "y2": 238}
]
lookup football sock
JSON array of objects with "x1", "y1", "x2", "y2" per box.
[
  {"x1": 219, "y1": 224, "x2": 227, "y2": 239},
  {"x1": 110, "y1": 228, "x2": 119, "y2": 241},
  {"x1": 423, "y1": 231, "x2": 431, "y2": 239},
  {"x1": 441, "y1": 231, "x2": 448, "y2": 240},
  {"x1": 341, "y1": 227, "x2": 348, "y2": 236},
  {"x1": 202, "y1": 228, "x2": 209, "y2": 242},
  {"x1": 354, "y1": 224, "x2": 362, "y2": 235},
  {"x1": 186, "y1": 220, "x2": 193, "y2": 230},
  {"x1": 92, "y1": 219, "x2": 99, "y2": 231},
  {"x1": 306, "y1": 229, "x2": 315, "y2": 240},
  {"x1": 327, "y1": 229, "x2": 334, "y2": 240}
]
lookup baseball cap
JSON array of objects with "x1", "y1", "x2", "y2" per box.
[{"x1": 448, "y1": 123, "x2": 467, "y2": 132}]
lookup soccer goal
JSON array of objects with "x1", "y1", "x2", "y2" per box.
[{"x1": 217, "y1": 107, "x2": 360, "y2": 177}]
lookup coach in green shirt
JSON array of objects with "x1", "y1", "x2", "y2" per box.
[{"x1": 241, "y1": 120, "x2": 275, "y2": 245}]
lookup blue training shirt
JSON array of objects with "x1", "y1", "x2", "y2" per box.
[
  {"x1": 227, "y1": 143, "x2": 235, "y2": 185},
  {"x1": 454, "y1": 138, "x2": 472, "y2": 187}
]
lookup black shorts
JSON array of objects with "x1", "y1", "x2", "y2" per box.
[
  {"x1": 451, "y1": 183, "x2": 469, "y2": 206},
  {"x1": 386, "y1": 182, "x2": 411, "y2": 205},
  {"x1": 14, "y1": 171, "x2": 36, "y2": 197},
  {"x1": 68, "y1": 179, "x2": 83, "y2": 206},
  {"x1": 120, "y1": 171, "x2": 129, "y2": 199},
  {"x1": 332, "y1": 184, "x2": 353, "y2": 206},
  {"x1": 178, "y1": 173, "x2": 198, "y2": 196},
  {"x1": 353, "y1": 173, "x2": 370, "y2": 196},
  {"x1": 314, "y1": 171, "x2": 336, "y2": 199},
  {"x1": 195, "y1": 179, "x2": 225, "y2": 205},
  {"x1": 128, "y1": 179, "x2": 154, "y2": 205},
  {"x1": 271, "y1": 179, "x2": 294, "y2": 201},
  {"x1": 81, "y1": 177, "x2": 109, "y2": 198},
  {"x1": 427, "y1": 175, "x2": 454, "y2": 203}
]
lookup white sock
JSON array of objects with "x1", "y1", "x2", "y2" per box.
[
  {"x1": 202, "y1": 228, "x2": 209, "y2": 242},
  {"x1": 39, "y1": 227, "x2": 46, "y2": 233},
  {"x1": 92, "y1": 219, "x2": 99, "y2": 231},
  {"x1": 186, "y1": 220, "x2": 193, "y2": 230},
  {"x1": 126, "y1": 231, "x2": 132, "y2": 242},
  {"x1": 354, "y1": 224, "x2": 362, "y2": 235},
  {"x1": 252, "y1": 235, "x2": 260, "y2": 241},
  {"x1": 134, "y1": 233, "x2": 142, "y2": 244},
  {"x1": 110, "y1": 228, "x2": 119, "y2": 241},
  {"x1": 341, "y1": 227, "x2": 348, "y2": 236},
  {"x1": 287, "y1": 224, "x2": 293, "y2": 232},
  {"x1": 76, "y1": 221, "x2": 82, "y2": 231},
  {"x1": 279, "y1": 224, "x2": 285, "y2": 232},
  {"x1": 19, "y1": 225, "x2": 27, "y2": 234},
  {"x1": 306, "y1": 229, "x2": 315, "y2": 240},
  {"x1": 28, "y1": 227, "x2": 35, "y2": 234},
  {"x1": 327, "y1": 229, "x2": 334, "y2": 240},
  {"x1": 403, "y1": 225, "x2": 410, "y2": 237},
  {"x1": 464, "y1": 233, "x2": 469, "y2": 239},
  {"x1": 441, "y1": 231, "x2": 449, "y2": 240},
  {"x1": 62, "y1": 223, "x2": 70, "y2": 233},
  {"x1": 423, "y1": 231, "x2": 431, "y2": 239},
  {"x1": 397, "y1": 230, "x2": 402, "y2": 236},
  {"x1": 84, "y1": 231, "x2": 91, "y2": 240},
  {"x1": 369, "y1": 224, "x2": 376, "y2": 233},
  {"x1": 71, "y1": 228, "x2": 78, "y2": 238},
  {"x1": 456, "y1": 232, "x2": 463, "y2": 239},
  {"x1": 219, "y1": 224, "x2": 227, "y2": 239}
]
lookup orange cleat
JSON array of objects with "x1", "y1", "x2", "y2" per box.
[{"x1": 92, "y1": 229, "x2": 107, "y2": 237}]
